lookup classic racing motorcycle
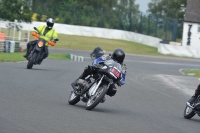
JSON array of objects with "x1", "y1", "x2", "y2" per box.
[
  {"x1": 27, "y1": 27, "x2": 58, "y2": 69},
  {"x1": 183, "y1": 96, "x2": 200, "y2": 119},
  {"x1": 68, "y1": 60, "x2": 122, "y2": 110}
]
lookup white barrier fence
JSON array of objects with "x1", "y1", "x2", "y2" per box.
[
  {"x1": 67, "y1": 53, "x2": 84, "y2": 62},
  {"x1": 1, "y1": 21, "x2": 200, "y2": 58},
  {"x1": 15, "y1": 21, "x2": 162, "y2": 48},
  {"x1": 158, "y1": 44, "x2": 200, "y2": 58},
  {"x1": 21, "y1": 21, "x2": 200, "y2": 58}
]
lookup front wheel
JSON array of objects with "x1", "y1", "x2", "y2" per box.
[
  {"x1": 86, "y1": 85, "x2": 108, "y2": 110},
  {"x1": 27, "y1": 52, "x2": 37, "y2": 69},
  {"x1": 68, "y1": 91, "x2": 80, "y2": 105},
  {"x1": 183, "y1": 105, "x2": 195, "y2": 119}
]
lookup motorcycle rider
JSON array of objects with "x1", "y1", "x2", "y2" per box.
[
  {"x1": 23, "y1": 18, "x2": 58, "y2": 61},
  {"x1": 93, "y1": 46, "x2": 103, "y2": 53},
  {"x1": 72, "y1": 48, "x2": 127, "y2": 99},
  {"x1": 188, "y1": 84, "x2": 200, "y2": 104}
]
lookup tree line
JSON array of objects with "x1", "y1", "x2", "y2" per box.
[{"x1": 0, "y1": 0, "x2": 187, "y2": 39}]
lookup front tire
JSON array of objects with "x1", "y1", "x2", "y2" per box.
[
  {"x1": 183, "y1": 105, "x2": 195, "y2": 119},
  {"x1": 68, "y1": 91, "x2": 80, "y2": 105},
  {"x1": 86, "y1": 85, "x2": 108, "y2": 110},
  {"x1": 27, "y1": 52, "x2": 37, "y2": 69}
]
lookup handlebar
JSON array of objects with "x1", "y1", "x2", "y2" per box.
[{"x1": 31, "y1": 32, "x2": 56, "y2": 46}]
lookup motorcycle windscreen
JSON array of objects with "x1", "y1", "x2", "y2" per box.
[
  {"x1": 38, "y1": 41, "x2": 44, "y2": 47},
  {"x1": 104, "y1": 60, "x2": 122, "y2": 79},
  {"x1": 104, "y1": 60, "x2": 122, "y2": 71}
]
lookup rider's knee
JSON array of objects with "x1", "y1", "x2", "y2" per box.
[
  {"x1": 106, "y1": 85, "x2": 117, "y2": 97},
  {"x1": 84, "y1": 66, "x2": 94, "y2": 74}
]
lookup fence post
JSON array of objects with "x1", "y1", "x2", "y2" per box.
[
  {"x1": 120, "y1": 16, "x2": 126, "y2": 30},
  {"x1": 172, "y1": 19, "x2": 178, "y2": 42},
  {"x1": 73, "y1": 6, "x2": 76, "y2": 24},
  {"x1": 129, "y1": 11, "x2": 133, "y2": 31},
  {"x1": 164, "y1": 18, "x2": 168, "y2": 40},
  {"x1": 155, "y1": 16, "x2": 158, "y2": 37},
  {"x1": 0, "y1": 41, "x2": 4, "y2": 52},
  {"x1": 4, "y1": 40, "x2": 9, "y2": 53},
  {"x1": 10, "y1": 41, "x2": 15, "y2": 53},
  {"x1": 139, "y1": 12, "x2": 143, "y2": 34},
  {"x1": 147, "y1": 15, "x2": 150, "y2": 35},
  {"x1": 99, "y1": 8, "x2": 103, "y2": 27}
]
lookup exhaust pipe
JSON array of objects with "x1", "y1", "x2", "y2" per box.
[{"x1": 186, "y1": 102, "x2": 194, "y2": 109}]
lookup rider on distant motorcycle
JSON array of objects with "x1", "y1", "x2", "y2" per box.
[
  {"x1": 188, "y1": 84, "x2": 200, "y2": 104},
  {"x1": 93, "y1": 46, "x2": 103, "y2": 53},
  {"x1": 23, "y1": 18, "x2": 58, "y2": 60},
  {"x1": 72, "y1": 48, "x2": 127, "y2": 99}
]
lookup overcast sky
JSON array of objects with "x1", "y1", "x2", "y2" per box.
[{"x1": 135, "y1": 0, "x2": 151, "y2": 13}]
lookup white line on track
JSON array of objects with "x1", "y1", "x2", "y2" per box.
[
  {"x1": 85, "y1": 56, "x2": 200, "y2": 67},
  {"x1": 179, "y1": 69, "x2": 185, "y2": 75},
  {"x1": 124, "y1": 59, "x2": 200, "y2": 67}
]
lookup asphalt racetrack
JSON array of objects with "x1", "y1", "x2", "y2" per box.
[{"x1": 1, "y1": 49, "x2": 200, "y2": 133}]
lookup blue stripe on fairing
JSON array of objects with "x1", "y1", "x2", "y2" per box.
[{"x1": 92, "y1": 57, "x2": 105, "y2": 66}]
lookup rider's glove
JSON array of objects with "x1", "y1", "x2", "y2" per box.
[{"x1": 117, "y1": 81, "x2": 121, "y2": 87}]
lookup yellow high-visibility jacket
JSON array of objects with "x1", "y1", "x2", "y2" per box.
[{"x1": 36, "y1": 25, "x2": 58, "y2": 46}]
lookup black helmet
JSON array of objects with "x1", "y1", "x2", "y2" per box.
[
  {"x1": 112, "y1": 49, "x2": 125, "y2": 64},
  {"x1": 46, "y1": 18, "x2": 54, "y2": 29}
]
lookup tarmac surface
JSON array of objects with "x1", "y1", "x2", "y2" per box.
[{"x1": 0, "y1": 49, "x2": 200, "y2": 133}]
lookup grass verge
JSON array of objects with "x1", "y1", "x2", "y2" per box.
[
  {"x1": 183, "y1": 69, "x2": 200, "y2": 77},
  {"x1": 52, "y1": 34, "x2": 161, "y2": 56},
  {"x1": 30, "y1": 34, "x2": 162, "y2": 56},
  {"x1": 48, "y1": 53, "x2": 69, "y2": 60},
  {"x1": 0, "y1": 52, "x2": 69, "y2": 62},
  {"x1": 0, "y1": 34, "x2": 188, "y2": 62},
  {"x1": 0, "y1": 52, "x2": 26, "y2": 62}
]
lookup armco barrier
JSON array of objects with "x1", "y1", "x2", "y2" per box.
[
  {"x1": 0, "y1": 41, "x2": 4, "y2": 52},
  {"x1": 4, "y1": 40, "x2": 20, "y2": 53},
  {"x1": 66, "y1": 53, "x2": 84, "y2": 62}
]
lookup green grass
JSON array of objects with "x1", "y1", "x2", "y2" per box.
[
  {"x1": 1, "y1": 26, "x2": 182, "y2": 57},
  {"x1": 0, "y1": 52, "x2": 69, "y2": 62},
  {"x1": 1, "y1": 27, "x2": 175, "y2": 56},
  {"x1": 48, "y1": 53, "x2": 69, "y2": 60},
  {"x1": 183, "y1": 69, "x2": 200, "y2": 77},
  {"x1": 51, "y1": 34, "x2": 161, "y2": 56},
  {"x1": 0, "y1": 52, "x2": 26, "y2": 62},
  {"x1": 0, "y1": 31, "x2": 186, "y2": 62}
]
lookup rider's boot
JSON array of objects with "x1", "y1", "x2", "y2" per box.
[
  {"x1": 38, "y1": 60, "x2": 42, "y2": 65},
  {"x1": 23, "y1": 51, "x2": 29, "y2": 58},
  {"x1": 188, "y1": 95, "x2": 197, "y2": 105},
  {"x1": 23, "y1": 48, "x2": 31, "y2": 59},
  {"x1": 101, "y1": 97, "x2": 106, "y2": 103},
  {"x1": 37, "y1": 58, "x2": 43, "y2": 65}
]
